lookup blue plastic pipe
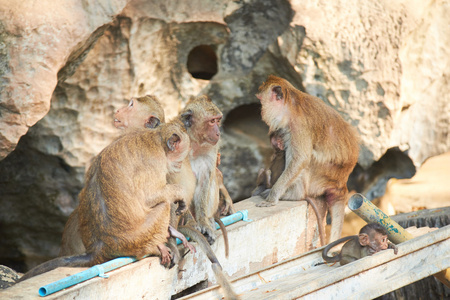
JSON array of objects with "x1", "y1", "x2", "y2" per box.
[
  {"x1": 39, "y1": 256, "x2": 138, "y2": 296},
  {"x1": 39, "y1": 210, "x2": 250, "y2": 296}
]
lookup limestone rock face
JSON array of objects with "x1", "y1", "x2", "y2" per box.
[
  {"x1": 0, "y1": 0, "x2": 130, "y2": 159},
  {"x1": 0, "y1": 0, "x2": 449, "y2": 271}
]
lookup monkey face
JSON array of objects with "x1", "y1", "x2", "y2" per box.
[
  {"x1": 367, "y1": 233, "x2": 389, "y2": 254},
  {"x1": 203, "y1": 115, "x2": 222, "y2": 145}
]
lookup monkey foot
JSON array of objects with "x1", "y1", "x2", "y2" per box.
[{"x1": 256, "y1": 200, "x2": 277, "y2": 207}]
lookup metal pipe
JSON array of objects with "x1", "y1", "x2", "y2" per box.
[
  {"x1": 39, "y1": 210, "x2": 250, "y2": 296},
  {"x1": 348, "y1": 193, "x2": 414, "y2": 244},
  {"x1": 348, "y1": 193, "x2": 450, "y2": 287}
]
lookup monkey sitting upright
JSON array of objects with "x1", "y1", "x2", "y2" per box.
[
  {"x1": 322, "y1": 223, "x2": 398, "y2": 266},
  {"x1": 19, "y1": 122, "x2": 191, "y2": 282},
  {"x1": 59, "y1": 95, "x2": 193, "y2": 261}
]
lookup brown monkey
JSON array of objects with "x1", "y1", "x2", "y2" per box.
[
  {"x1": 179, "y1": 95, "x2": 234, "y2": 245},
  {"x1": 19, "y1": 122, "x2": 190, "y2": 281},
  {"x1": 60, "y1": 95, "x2": 168, "y2": 257},
  {"x1": 112, "y1": 99, "x2": 235, "y2": 297},
  {"x1": 322, "y1": 223, "x2": 398, "y2": 266},
  {"x1": 114, "y1": 95, "x2": 165, "y2": 129},
  {"x1": 165, "y1": 119, "x2": 238, "y2": 299},
  {"x1": 256, "y1": 75, "x2": 359, "y2": 242},
  {"x1": 252, "y1": 129, "x2": 286, "y2": 196},
  {"x1": 251, "y1": 130, "x2": 326, "y2": 245}
]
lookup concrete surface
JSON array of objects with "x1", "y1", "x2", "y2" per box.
[{"x1": 0, "y1": 196, "x2": 322, "y2": 299}]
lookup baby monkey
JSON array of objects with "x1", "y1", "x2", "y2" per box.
[
  {"x1": 252, "y1": 129, "x2": 286, "y2": 197},
  {"x1": 322, "y1": 223, "x2": 398, "y2": 266}
]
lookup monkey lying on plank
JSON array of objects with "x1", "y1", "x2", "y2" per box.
[{"x1": 322, "y1": 223, "x2": 398, "y2": 266}]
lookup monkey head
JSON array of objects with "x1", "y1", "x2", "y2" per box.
[
  {"x1": 180, "y1": 95, "x2": 222, "y2": 145},
  {"x1": 358, "y1": 223, "x2": 390, "y2": 255},
  {"x1": 160, "y1": 122, "x2": 190, "y2": 174},
  {"x1": 269, "y1": 129, "x2": 286, "y2": 151},
  {"x1": 256, "y1": 75, "x2": 297, "y2": 131},
  {"x1": 114, "y1": 95, "x2": 165, "y2": 130}
]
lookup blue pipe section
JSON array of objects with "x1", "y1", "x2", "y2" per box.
[
  {"x1": 39, "y1": 210, "x2": 250, "y2": 296},
  {"x1": 39, "y1": 256, "x2": 139, "y2": 296}
]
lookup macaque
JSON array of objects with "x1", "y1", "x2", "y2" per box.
[
  {"x1": 19, "y1": 122, "x2": 190, "y2": 281},
  {"x1": 60, "y1": 95, "x2": 169, "y2": 257},
  {"x1": 166, "y1": 120, "x2": 237, "y2": 299},
  {"x1": 256, "y1": 75, "x2": 360, "y2": 242},
  {"x1": 114, "y1": 95, "x2": 165, "y2": 129},
  {"x1": 252, "y1": 129, "x2": 286, "y2": 197},
  {"x1": 179, "y1": 95, "x2": 235, "y2": 245},
  {"x1": 322, "y1": 223, "x2": 398, "y2": 266},
  {"x1": 113, "y1": 97, "x2": 235, "y2": 297}
]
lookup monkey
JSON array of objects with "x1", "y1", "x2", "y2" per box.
[
  {"x1": 179, "y1": 95, "x2": 235, "y2": 245},
  {"x1": 322, "y1": 223, "x2": 398, "y2": 266},
  {"x1": 255, "y1": 75, "x2": 360, "y2": 243},
  {"x1": 114, "y1": 95, "x2": 165, "y2": 129},
  {"x1": 165, "y1": 120, "x2": 238, "y2": 299},
  {"x1": 18, "y1": 122, "x2": 190, "y2": 281},
  {"x1": 251, "y1": 129, "x2": 326, "y2": 246},
  {"x1": 252, "y1": 129, "x2": 286, "y2": 197},
  {"x1": 112, "y1": 98, "x2": 236, "y2": 298},
  {"x1": 59, "y1": 95, "x2": 169, "y2": 257}
]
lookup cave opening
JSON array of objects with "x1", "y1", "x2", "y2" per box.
[{"x1": 187, "y1": 45, "x2": 218, "y2": 80}]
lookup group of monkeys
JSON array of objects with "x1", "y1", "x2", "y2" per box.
[{"x1": 16, "y1": 76, "x2": 398, "y2": 299}]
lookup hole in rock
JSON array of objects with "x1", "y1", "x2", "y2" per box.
[
  {"x1": 347, "y1": 147, "x2": 416, "y2": 200},
  {"x1": 187, "y1": 45, "x2": 218, "y2": 80}
]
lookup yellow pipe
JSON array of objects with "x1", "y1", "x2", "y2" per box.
[
  {"x1": 348, "y1": 193, "x2": 414, "y2": 244},
  {"x1": 348, "y1": 193, "x2": 450, "y2": 288}
]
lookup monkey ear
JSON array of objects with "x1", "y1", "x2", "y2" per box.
[
  {"x1": 271, "y1": 86, "x2": 283, "y2": 101},
  {"x1": 167, "y1": 133, "x2": 181, "y2": 151},
  {"x1": 358, "y1": 233, "x2": 370, "y2": 246},
  {"x1": 145, "y1": 116, "x2": 161, "y2": 129},
  {"x1": 181, "y1": 110, "x2": 193, "y2": 128}
]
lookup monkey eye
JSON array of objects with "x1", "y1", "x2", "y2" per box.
[{"x1": 128, "y1": 99, "x2": 134, "y2": 108}]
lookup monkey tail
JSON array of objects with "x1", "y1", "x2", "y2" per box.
[
  {"x1": 303, "y1": 198, "x2": 326, "y2": 246},
  {"x1": 214, "y1": 217, "x2": 230, "y2": 258},
  {"x1": 175, "y1": 226, "x2": 239, "y2": 299},
  {"x1": 211, "y1": 263, "x2": 239, "y2": 300},
  {"x1": 17, "y1": 253, "x2": 94, "y2": 283},
  {"x1": 321, "y1": 236, "x2": 355, "y2": 263},
  {"x1": 178, "y1": 226, "x2": 221, "y2": 267}
]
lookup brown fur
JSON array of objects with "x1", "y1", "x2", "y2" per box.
[
  {"x1": 19, "y1": 123, "x2": 189, "y2": 281},
  {"x1": 322, "y1": 223, "x2": 398, "y2": 265},
  {"x1": 60, "y1": 95, "x2": 168, "y2": 257},
  {"x1": 179, "y1": 95, "x2": 235, "y2": 245},
  {"x1": 114, "y1": 95, "x2": 165, "y2": 129},
  {"x1": 256, "y1": 75, "x2": 360, "y2": 242}
]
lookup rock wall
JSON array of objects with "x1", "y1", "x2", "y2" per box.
[{"x1": 0, "y1": 0, "x2": 449, "y2": 271}]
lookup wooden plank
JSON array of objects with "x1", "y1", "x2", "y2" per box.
[{"x1": 182, "y1": 225, "x2": 450, "y2": 299}]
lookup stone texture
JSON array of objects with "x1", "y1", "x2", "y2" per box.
[
  {"x1": 0, "y1": 0, "x2": 130, "y2": 158},
  {"x1": 0, "y1": 0, "x2": 449, "y2": 273}
]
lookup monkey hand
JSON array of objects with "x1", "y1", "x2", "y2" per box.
[
  {"x1": 256, "y1": 195, "x2": 278, "y2": 207},
  {"x1": 157, "y1": 244, "x2": 173, "y2": 268},
  {"x1": 174, "y1": 199, "x2": 188, "y2": 216},
  {"x1": 388, "y1": 242, "x2": 398, "y2": 255}
]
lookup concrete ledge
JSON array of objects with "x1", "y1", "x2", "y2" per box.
[{"x1": 1, "y1": 196, "x2": 322, "y2": 299}]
